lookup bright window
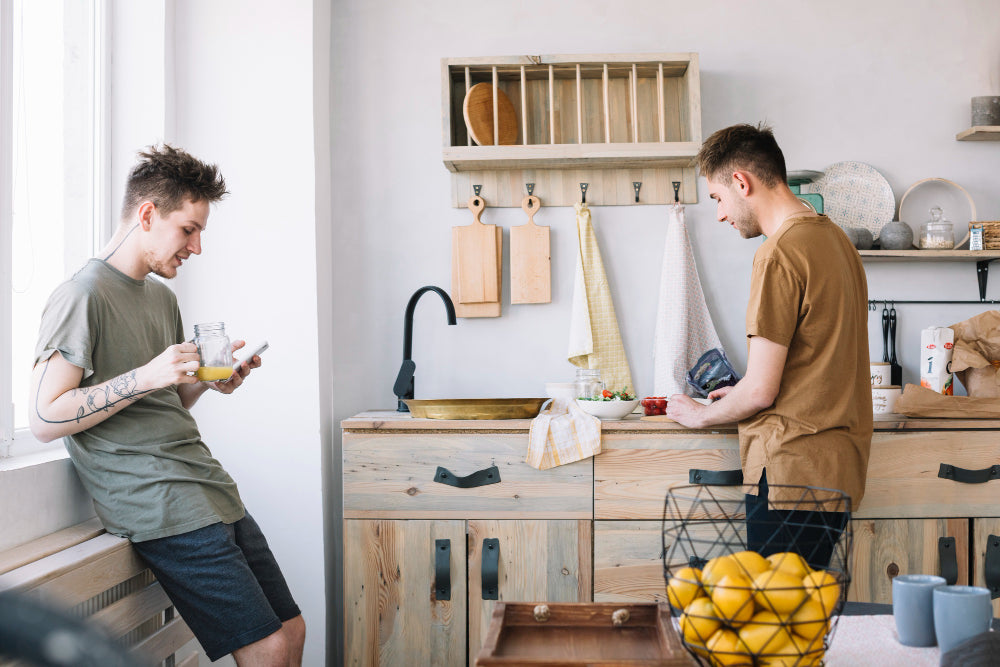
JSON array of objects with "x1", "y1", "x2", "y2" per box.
[{"x1": 2, "y1": 0, "x2": 108, "y2": 458}]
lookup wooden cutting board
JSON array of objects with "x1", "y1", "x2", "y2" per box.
[
  {"x1": 452, "y1": 195, "x2": 501, "y2": 318},
  {"x1": 463, "y1": 82, "x2": 517, "y2": 146},
  {"x1": 510, "y1": 194, "x2": 551, "y2": 304}
]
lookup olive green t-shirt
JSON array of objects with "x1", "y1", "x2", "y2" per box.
[
  {"x1": 34, "y1": 259, "x2": 244, "y2": 541},
  {"x1": 740, "y1": 215, "x2": 873, "y2": 509}
]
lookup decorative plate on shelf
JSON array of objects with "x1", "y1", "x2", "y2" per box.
[{"x1": 801, "y1": 161, "x2": 895, "y2": 239}]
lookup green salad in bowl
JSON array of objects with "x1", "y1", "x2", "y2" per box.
[{"x1": 579, "y1": 388, "x2": 636, "y2": 401}]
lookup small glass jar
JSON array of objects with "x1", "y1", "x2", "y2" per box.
[
  {"x1": 919, "y1": 206, "x2": 954, "y2": 249},
  {"x1": 575, "y1": 368, "x2": 604, "y2": 399},
  {"x1": 193, "y1": 321, "x2": 233, "y2": 382}
]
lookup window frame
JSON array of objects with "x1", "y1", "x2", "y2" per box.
[{"x1": 1, "y1": 0, "x2": 110, "y2": 462}]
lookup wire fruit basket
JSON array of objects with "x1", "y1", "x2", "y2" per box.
[{"x1": 661, "y1": 484, "x2": 852, "y2": 666}]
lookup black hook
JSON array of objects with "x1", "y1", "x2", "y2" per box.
[
  {"x1": 672, "y1": 181, "x2": 681, "y2": 204},
  {"x1": 633, "y1": 182, "x2": 641, "y2": 203},
  {"x1": 473, "y1": 184, "x2": 482, "y2": 197},
  {"x1": 526, "y1": 183, "x2": 535, "y2": 196},
  {"x1": 580, "y1": 183, "x2": 588, "y2": 204}
]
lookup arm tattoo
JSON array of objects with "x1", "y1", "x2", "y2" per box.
[{"x1": 35, "y1": 362, "x2": 154, "y2": 425}]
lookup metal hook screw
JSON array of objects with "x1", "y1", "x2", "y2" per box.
[
  {"x1": 672, "y1": 181, "x2": 681, "y2": 203},
  {"x1": 473, "y1": 184, "x2": 482, "y2": 197},
  {"x1": 526, "y1": 183, "x2": 535, "y2": 196},
  {"x1": 580, "y1": 183, "x2": 589, "y2": 204},
  {"x1": 633, "y1": 182, "x2": 641, "y2": 203}
]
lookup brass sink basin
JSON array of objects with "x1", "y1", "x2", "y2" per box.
[{"x1": 402, "y1": 398, "x2": 547, "y2": 420}]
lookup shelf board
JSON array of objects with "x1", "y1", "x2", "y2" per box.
[
  {"x1": 442, "y1": 142, "x2": 700, "y2": 173},
  {"x1": 859, "y1": 249, "x2": 1000, "y2": 262},
  {"x1": 956, "y1": 126, "x2": 1000, "y2": 141}
]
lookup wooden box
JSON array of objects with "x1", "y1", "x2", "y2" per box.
[
  {"x1": 442, "y1": 53, "x2": 701, "y2": 207},
  {"x1": 474, "y1": 602, "x2": 696, "y2": 666}
]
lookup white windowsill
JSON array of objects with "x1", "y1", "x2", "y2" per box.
[{"x1": 0, "y1": 430, "x2": 69, "y2": 472}]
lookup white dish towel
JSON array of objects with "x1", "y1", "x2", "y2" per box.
[{"x1": 653, "y1": 203, "x2": 723, "y2": 397}]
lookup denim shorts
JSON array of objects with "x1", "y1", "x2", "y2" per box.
[{"x1": 130, "y1": 513, "x2": 301, "y2": 661}]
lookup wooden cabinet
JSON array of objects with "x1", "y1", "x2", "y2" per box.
[
  {"x1": 441, "y1": 53, "x2": 701, "y2": 207},
  {"x1": 342, "y1": 412, "x2": 1000, "y2": 663}
]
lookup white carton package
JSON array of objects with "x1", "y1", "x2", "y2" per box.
[{"x1": 920, "y1": 326, "x2": 954, "y2": 395}]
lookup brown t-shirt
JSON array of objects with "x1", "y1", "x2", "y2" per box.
[{"x1": 740, "y1": 214, "x2": 873, "y2": 510}]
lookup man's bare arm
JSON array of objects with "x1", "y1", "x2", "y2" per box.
[{"x1": 29, "y1": 343, "x2": 201, "y2": 443}]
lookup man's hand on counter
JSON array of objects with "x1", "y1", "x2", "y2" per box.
[{"x1": 665, "y1": 394, "x2": 710, "y2": 428}]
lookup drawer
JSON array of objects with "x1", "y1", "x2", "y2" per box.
[
  {"x1": 343, "y1": 432, "x2": 593, "y2": 519},
  {"x1": 857, "y1": 431, "x2": 1000, "y2": 519},
  {"x1": 595, "y1": 434, "x2": 740, "y2": 520}
]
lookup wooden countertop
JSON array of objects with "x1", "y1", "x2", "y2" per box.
[{"x1": 342, "y1": 410, "x2": 1000, "y2": 432}]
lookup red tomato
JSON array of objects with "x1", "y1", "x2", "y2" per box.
[{"x1": 602, "y1": 389, "x2": 613, "y2": 398}]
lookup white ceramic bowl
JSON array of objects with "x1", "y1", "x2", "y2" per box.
[
  {"x1": 575, "y1": 398, "x2": 639, "y2": 420},
  {"x1": 545, "y1": 382, "x2": 579, "y2": 401}
]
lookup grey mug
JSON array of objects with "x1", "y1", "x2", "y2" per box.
[
  {"x1": 892, "y1": 574, "x2": 946, "y2": 647},
  {"x1": 933, "y1": 585, "x2": 993, "y2": 654}
]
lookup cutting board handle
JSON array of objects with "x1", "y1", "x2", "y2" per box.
[
  {"x1": 467, "y1": 195, "x2": 486, "y2": 225},
  {"x1": 521, "y1": 195, "x2": 541, "y2": 225}
]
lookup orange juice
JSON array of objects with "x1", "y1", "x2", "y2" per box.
[{"x1": 197, "y1": 366, "x2": 233, "y2": 382}]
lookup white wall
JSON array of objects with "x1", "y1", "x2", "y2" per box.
[
  {"x1": 167, "y1": 2, "x2": 324, "y2": 666},
  {"x1": 328, "y1": 0, "x2": 999, "y2": 658}
]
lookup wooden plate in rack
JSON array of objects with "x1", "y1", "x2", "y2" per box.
[{"x1": 463, "y1": 82, "x2": 517, "y2": 146}]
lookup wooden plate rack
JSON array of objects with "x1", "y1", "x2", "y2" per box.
[{"x1": 441, "y1": 53, "x2": 702, "y2": 207}]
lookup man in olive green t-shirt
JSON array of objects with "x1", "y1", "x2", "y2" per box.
[
  {"x1": 667, "y1": 123, "x2": 872, "y2": 567},
  {"x1": 28, "y1": 145, "x2": 306, "y2": 665}
]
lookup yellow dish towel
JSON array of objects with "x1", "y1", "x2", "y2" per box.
[
  {"x1": 567, "y1": 202, "x2": 634, "y2": 392},
  {"x1": 526, "y1": 399, "x2": 601, "y2": 470}
]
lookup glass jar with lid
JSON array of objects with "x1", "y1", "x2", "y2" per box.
[
  {"x1": 575, "y1": 368, "x2": 604, "y2": 399},
  {"x1": 193, "y1": 321, "x2": 233, "y2": 382},
  {"x1": 918, "y1": 206, "x2": 954, "y2": 249}
]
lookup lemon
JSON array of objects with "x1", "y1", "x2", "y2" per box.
[
  {"x1": 766, "y1": 552, "x2": 813, "y2": 579},
  {"x1": 738, "y1": 610, "x2": 795, "y2": 657},
  {"x1": 788, "y1": 598, "x2": 829, "y2": 643},
  {"x1": 667, "y1": 566, "x2": 704, "y2": 610},
  {"x1": 802, "y1": 570, "x2": 841, "y2": 615},
  {"x1": 729, "y1": 550, "x2": 771, "y2": 579},
  {"x1": 751, "y1": 570, "x2": 809, "y2": 615},
  {"x1": 701, "y1": 555, "x2": 744, "y2": 594},
  {"x1": 680, "y1": 596, "x2": 722, "y2": 646},
  {"x1": 759, "y1": 632, "x2": 824, "y2": 666},
  {"x1": 706, "y1": 627, "x2": 754, "y2": 666},
  {"x1": 710, "y1": 574, "x2": 755, "y2": 626}
]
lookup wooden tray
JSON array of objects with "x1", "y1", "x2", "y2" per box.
[{"x1": 475, "y1": 602, "x2": 696, "y2": 666}]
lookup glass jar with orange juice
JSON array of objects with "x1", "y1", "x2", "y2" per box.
[{"x1": 193, "y1": 322, "x2": 233, "y2": 382}]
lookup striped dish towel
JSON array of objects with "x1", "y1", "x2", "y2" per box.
[
  {"x1": 567, "y1": 202, "x2": 635, "y2": 393},
  {"x1": 653, "y1": 203, "x2": 722, "y2": 396},
  {"x1": 525, "y1": 399, "x2": 601, "y2": 470}
]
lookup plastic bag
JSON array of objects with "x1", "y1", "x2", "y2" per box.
[{"x1": 686, "y1": 348, "x2": 741, "y2": 398}]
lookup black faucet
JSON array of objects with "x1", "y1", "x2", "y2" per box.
[{"x1": 394, "y1": 286, "x2": 457, "y2": 411}]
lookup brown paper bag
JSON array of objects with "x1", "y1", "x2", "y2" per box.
[
  {"x1": 895, "y1": 383, "x2": 1000, "y2": 417},
  {"x1": 949, "y1": 310, "x2": 1000, "y2": 397}
]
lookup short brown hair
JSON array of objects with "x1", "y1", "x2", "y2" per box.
[
  {"x1": 120, "y1": 144, "x2": 228, "y2": 219},
  {"x1": 696, "y1": 123, "x2": 786, "y2": 188}
]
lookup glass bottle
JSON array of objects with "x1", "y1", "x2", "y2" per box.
[
  {"x1": 575, "y1": 368, "x2": 604, "y2": 399},
  {"x1": 193, "y1": 321, "x2": 233, "y2": 382},
  {"x1": 919, "y1": 206, "x2": 954, "y2": 249}
]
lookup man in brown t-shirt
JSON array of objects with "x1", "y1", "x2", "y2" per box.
[{"x1": 667, "y1": 123, "x2": 872, "y2": 566}]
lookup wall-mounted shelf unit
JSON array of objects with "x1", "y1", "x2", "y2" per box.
[
  {"x1": 860, "y1": 250, "x2": 1000, "y2": 304},
  {"x1": 956, "y1": 126, "x2": 1000, "y2": 141},
  {"x1": 441, "y1": 53, "x2": 701, "y2": 207}
]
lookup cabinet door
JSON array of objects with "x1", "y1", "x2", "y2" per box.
[
  {"x1": 972, "y1": 518, "x2": 1000, "y2": 617},
  {"x1": 594, "y1": 520, "x2": 667, "y2": 603},
  {"x1": 849, "y1": 518, "x2": 968, "y2": 604},
  {"x1": 466, "y1": 520, "x2": 592, "y2": 664},
  {"x1": 344, "y1": 520, "x2": 466, "y2": 667}
]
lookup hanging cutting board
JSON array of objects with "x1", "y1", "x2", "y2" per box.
[
  {"x1": 510, "y1": 194, "x2": 551, "y2": 304},
  {"x1": 452, "y1": 194, "x2": 501, "y2": 318}
]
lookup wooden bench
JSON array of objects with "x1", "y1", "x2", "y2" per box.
[{"x1": 0, "y1": 518, "x2": 202, "y2": 666}]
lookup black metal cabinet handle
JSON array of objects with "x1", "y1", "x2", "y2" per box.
[
  {"x1": 433, "y1": 465, "x2": 501, "y2": 488},
  {"x1": 985, "y1": 534, "x2": 1000, "y2": 600},
  {"x1": 434, "y1": 539, "x2": 451, "y2": 601},
  {"x1": 938, "y1": 463, "x2": 1000, "y2": 484},
  {"x1": 939, "y1": 536, "x2": 958, "y2": 585},
  {"x1": 689, "y1": 468, "x2": 743, "y2": 485},
  {"x1": 482, "y1": 538, "x2": 499, "y2": 600}
]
